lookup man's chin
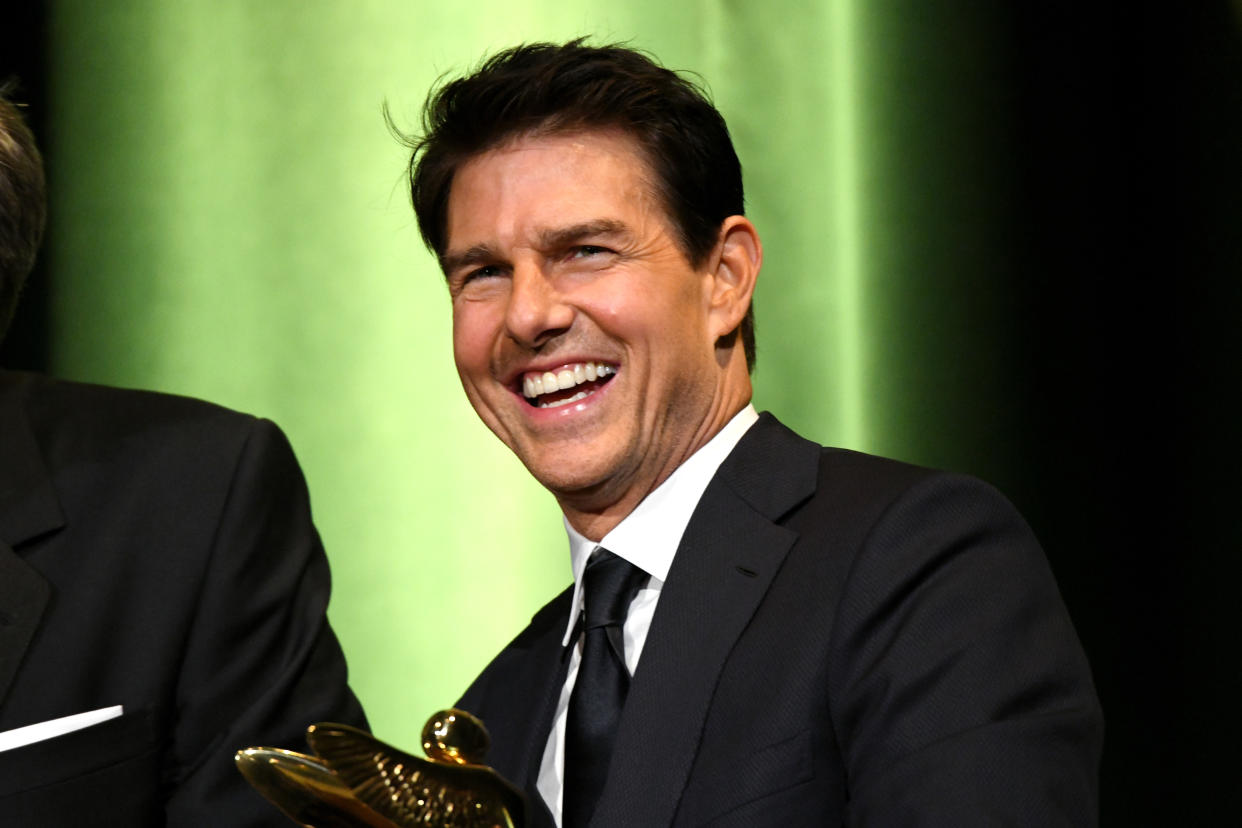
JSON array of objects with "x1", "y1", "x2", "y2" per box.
[
  {"x1": 526, "y1": 465, "x2": 613, "y2": 499},
  {"x1": 522, "y1": 453, "x2": 634, "y2": 509}
]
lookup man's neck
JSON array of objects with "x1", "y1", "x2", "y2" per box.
[{"x1": 559, "y1": 392, "x2": 753, "y2": 540}]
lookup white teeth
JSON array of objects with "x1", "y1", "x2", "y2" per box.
[
  {"x1": 541, "y1": 389, "x2": 590, "y2": 408},
  {"x1": 520, "y1": 362, "x2": 615, "y2": 401}
]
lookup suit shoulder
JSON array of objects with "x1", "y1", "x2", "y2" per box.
[
  {"x1": 744, "y1": 413, "x2": 1021, "y2": 529},
  {"x1": 759, "y1": 428, "x2": 1027, "y2": 557},
  {"x1": 10, "y1": 370, "x2": 253, "y2": 426},
  {"x1": 817, "y1": 446, "x2": 1024, "y2": 527},
  {"x1": 7, "y1": 370, "x2": 285, "y2": 458},
  {"x1": 816, "y1": 445, "x2": 937, "y2": 487},
  {"x1": 3, "y1": 372, "x2": 304, "y2": 518},
  {"x1": 737, "y1": 413, "x2": 967, "y2": 522}
]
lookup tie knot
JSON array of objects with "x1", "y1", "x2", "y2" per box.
[{"x1": 581, "y1": 550, "x2": 646, "y2": 631}]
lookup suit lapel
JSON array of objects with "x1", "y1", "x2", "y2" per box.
[
  {"x1": 592, "y1": 414, "x2": 819, "y2": 827},
  {"x1": 523, "y1": 644, "x2": 572, "y2": 828},
  {"x1": 510, "y1": 594, "x2": 574, "y2": 828},
  {"x1": 0, "y1": 374, "x2": 62, "y2": 706}
]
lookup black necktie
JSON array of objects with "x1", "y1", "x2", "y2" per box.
[{"x1": 563, "y1": 550, "x2": 647, "y2": 828}]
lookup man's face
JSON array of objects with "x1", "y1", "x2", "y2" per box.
[{"x1": 444, "y1": 130, "x2": 728, "y2": 526}]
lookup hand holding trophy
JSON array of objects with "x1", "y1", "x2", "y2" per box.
[{"x1": 236, "y1": 709, "x2": 524, "y2": 828}]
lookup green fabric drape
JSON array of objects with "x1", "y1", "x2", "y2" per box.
[{"x1": 45, "y1": 0, "x2": 1021, "y2": 745}]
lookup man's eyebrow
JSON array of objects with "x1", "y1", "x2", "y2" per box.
[
  {"x1": 537, "y1": 219, "x2": 629, "y2": 250},
  {"x1": 439, "y1": 245, "x2": 497, "y2": 276},
  {"x1": 440, "y1": 220, "x2": 630, "y2": 275}
]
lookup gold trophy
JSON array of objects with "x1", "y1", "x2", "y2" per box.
[{"x1": 236, "y1": 709, "x2": 524, "y2": 828}]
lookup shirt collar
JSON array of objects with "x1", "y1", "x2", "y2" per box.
[{"x1": 561, "y1": 404, "x2": 759, "y2": 645}]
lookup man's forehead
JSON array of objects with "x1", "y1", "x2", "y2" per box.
[{"x1": 444, "y1": 129, "x2": 668, "y2": 246}]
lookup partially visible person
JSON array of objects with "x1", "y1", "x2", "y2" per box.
[{"x1": 0, "y1": 87, "x2": 367, "y2": 825}]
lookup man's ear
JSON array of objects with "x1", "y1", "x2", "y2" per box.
[{"x1": 706, "y1": 215, "x2": 762, "y2": 339}]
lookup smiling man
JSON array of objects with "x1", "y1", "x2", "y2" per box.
[
  {"x1": 399, "y1": 41, "x2": 1102, "y2": 827},
  {"x1": 444, "y1": 129, "x2": 756, "y2": 540}
]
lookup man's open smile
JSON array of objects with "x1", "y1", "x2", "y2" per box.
[{"x1": 519, "y1": 361, "x2": 617, "y2": 408}]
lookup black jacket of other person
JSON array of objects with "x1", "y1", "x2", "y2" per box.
[{"x1": 0, "y1": 370, "x2": 367, "y2": 826}]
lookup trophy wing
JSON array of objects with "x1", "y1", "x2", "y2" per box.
[
  {"x1": 234, "y1": 747, "x2": 398, "y2": 828},
  {"x1": 308, "y1": 723, "x2": 523, "y2": 828}
]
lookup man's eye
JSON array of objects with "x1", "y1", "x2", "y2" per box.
[
  {"x1": 450, "y1": 265, "x2": 504, "y2": 296},
  {"x1": 570, "y1": 245, "x2": 611, "y2": 259},
  {"x1": 465, "y1": 265, "x2": 503, "y2": 282}
]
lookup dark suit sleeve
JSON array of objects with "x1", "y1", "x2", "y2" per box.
[
  {"x1": 827, "y1": 473, "x2": 1102, "y2": 826},
  {"x1": 161, "y1": 418, "x2": 366, "y2": 826}
]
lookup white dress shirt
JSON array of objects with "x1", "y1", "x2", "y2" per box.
[{"x1": 535, "y1": 404, "x2": 760, "y2": 824}]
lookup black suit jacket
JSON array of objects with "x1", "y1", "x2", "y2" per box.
[
  {"x1": 459, "y1": 414, "x2": 1102, "y2": 827},
  {"x1": 0, "y1": 371, "x2": 366, "y2": 826}
]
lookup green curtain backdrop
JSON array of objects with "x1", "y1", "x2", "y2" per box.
[
  {"x1": 20, "y1": 2, "x2": 1242, "y2": 822},
  {"x1": 42, "y1": 0, "x2": 1036, "y2": 749}
]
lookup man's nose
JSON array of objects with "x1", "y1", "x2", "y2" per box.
[{"x1": 504, "y1": 264, "x2": 573, "y2": 348}]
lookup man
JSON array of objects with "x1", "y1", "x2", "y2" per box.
[
  {"x1": 400, "y1": 41, "x2": 1101, "y2": 826},
  {"x1": 0, "y1": 92, "x2": 366, "y2": 824}
]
